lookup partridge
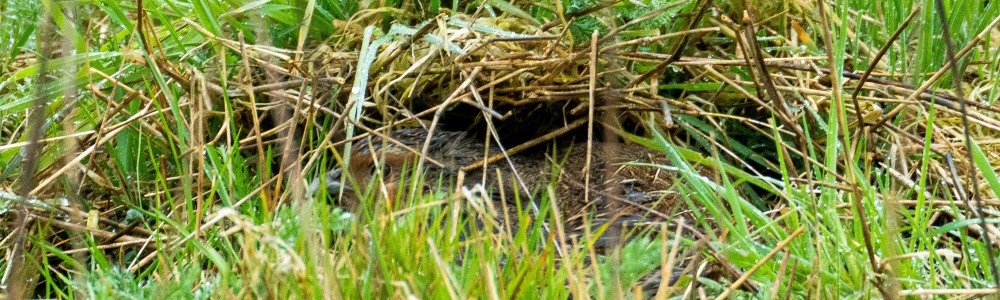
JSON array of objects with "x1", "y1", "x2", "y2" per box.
[
  {"x1": 320, "y1": 128, "x2": 707, "y2": 290},
  {"x1": 322, "y1": 128, "x2": 682, "y2": 231}
]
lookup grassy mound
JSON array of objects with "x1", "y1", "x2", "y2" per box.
[{"x1": 2, "y1": 0, "x2": 1000, "y2": 298}]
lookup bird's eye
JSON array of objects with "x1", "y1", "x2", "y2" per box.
[{"x1": 369, "y1": 164, "x2": 392, "y2": 177}]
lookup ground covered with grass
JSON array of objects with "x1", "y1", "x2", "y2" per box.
[{"x1": 3, "y1": 0, "x2": 1000, "y2": 298}]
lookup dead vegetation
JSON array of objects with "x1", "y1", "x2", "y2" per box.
[{"x1": 3, "y1": 0, "x2": 1000, "y2": 297}]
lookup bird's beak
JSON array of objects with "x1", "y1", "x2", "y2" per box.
[{"x1": 324, "y1": 168, "x2": 352, "y2": 194}]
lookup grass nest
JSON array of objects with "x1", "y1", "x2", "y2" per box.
[{"x1": 3, "y1": 0, "x2": 1000, "y2": 297}]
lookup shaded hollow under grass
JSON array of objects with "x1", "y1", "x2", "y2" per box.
[{"x1": 3, "y1": 0, "x2": 1000, "y2": 298}]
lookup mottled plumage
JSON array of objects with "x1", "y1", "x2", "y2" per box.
[{"x1": 323, "y1": 128, "x2": 682, "y2": 234}]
